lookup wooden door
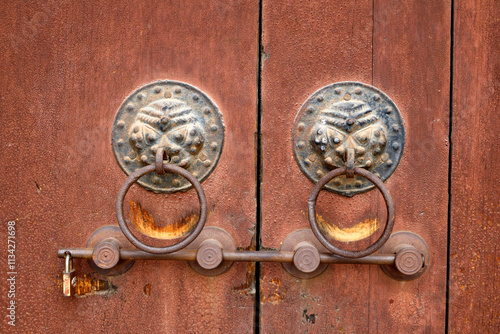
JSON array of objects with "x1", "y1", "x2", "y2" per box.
[
  {"x1": 1, "y1": 1, "x2": 498, "y2": 333},
  {"x1": 259, "y1": 1, "x2": 498, "y2": 333},
  {"x1": 260, "y1": 1, "x2": 450, "y2": 332},
  {"x1": 0, "y1": 1, "x2": 259, "y2": 332}
]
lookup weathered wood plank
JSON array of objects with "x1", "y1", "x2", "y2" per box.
[
  {"x1": 260, "y1": 1, "x2": 450, "y2": 332},
  {"x1": 0, "y1": 1, "x2": 259, "y2": 332},
  {"x1": 449, "y1": 0, "x2": 500, "y2": 332}
]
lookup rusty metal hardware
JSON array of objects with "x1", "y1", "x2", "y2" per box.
[
  {"x1": 86, "y1": 225, "x2": 135, "y2": 276},
  {"x1": 111, "y1": 80, "x2": 225, "y2": 193},
  {"x1": 62, "y1": 252, "x2": 76, "y2": 297},
  {"x1": 345, "y1": 148, "x2": 355, "y2": 178},
  {"x1": 309, "y1": 166, "x2": 395, "y2": 259},
  {"x1": 280, "y1": 229, "x2": 328, "y2": 279},
  {"x1": 379, "y1": 231, "x2": 429, "y2": 281},
  {"x1": 197, "y1": 240, "x2": 224, "y2": 269},
  {"x1": 58, "y1": 246, "x2": 396, "y2": 267},
  {"x1": 58, "y1": 247, "x2": 396, "y2": 264},
  {"x1": 155, "y1": 147, "x2": 169, "y2": 175},
  {"x1": 293, "y1": 82, "x2": 405, "y2": 197},
  {"x1": 185, "y1": 226, "x2": 236, "y2": 276},
  {"x1": 58, "y1": 80, "x2": 424, "y2": 296},
  {"x1": 57, "y1": 241, "x2": 422, "y2": 279},
  {"x1": 58, "y1": 228, "x2": 428, "y2": 283},
  {"x1": 116, "y1": 157, "x2": 208, "y2": 254}
]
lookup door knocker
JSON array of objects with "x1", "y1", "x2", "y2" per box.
[
  {"x1": 111, "y1": 80, "x2": 225, "y2": 193},
  {"x1": 57, "y1": 80, "x2": 428, "y2": 297},
  {"x1": 292, "y1": 82, "x2": 405, "y2": 196}
]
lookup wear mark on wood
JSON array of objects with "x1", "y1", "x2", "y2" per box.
[
  {"x1": 232, "y1": 233, "x2": 257, "y2": 299},
  {"x1": 129, "y1": 201, "x2": 198, "y2": 240},
  {"x1": 260, "y1": 277, "x2": 286, "y2": 305},
  {"x1": 143, "y1": 283, "x2": 152, "y2": 296},
  {"x1": 302, "y1": 309, "x2": 316, "y2": 324},
  {"x1": 316, "y1": 214, "x2": 379, "y2": 242}
]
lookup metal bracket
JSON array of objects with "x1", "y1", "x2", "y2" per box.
[
  {"x1": 86, "y1": 225, "x2": 135, "y2": 276},
  {"x1": 58, "y1": 227, "x2": 428, "y2": 285},
  {"x1": 379, "y1": 231, "x2": 429, "y2": 281},
  {"x1": 280, "y1": 229, "x2": 329, "y2": 279},
  {"x1": 185, "y1": 226, "x2": 236, "y2": 277},
  {"x1": 292, "y1": 82, "x2": 405, "y2": 196},
  {"x1": 111, "y1": 80, "x2": 225, "y2": 193}
]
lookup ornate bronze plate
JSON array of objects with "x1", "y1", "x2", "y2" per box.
[
  {"x1": 293, "y1": 82, "x2": 405, "y2": 196},
  {"x1": 112, "y1": 80, "x2": 224, "y2": 193}
]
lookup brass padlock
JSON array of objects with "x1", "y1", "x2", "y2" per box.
[{"x1": 62, "y1": 252, "x2": 76, "y2": 297}]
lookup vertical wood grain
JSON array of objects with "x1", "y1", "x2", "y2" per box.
[
  {"x1": 449, "y1": 0, "x2": 500, "y2": 332},
  {"x1": 0, "y1": 1, "x2": 259, "y2": 332},
  {"x1": 260, "y1": 1, "x2": 450, "y2": 332}
]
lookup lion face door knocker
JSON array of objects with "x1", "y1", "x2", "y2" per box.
[
  {"x1": 293, "y1": 82, "x2": 405, "y2": 196},
  {"x1": 111, "y1": 80, "x2": 224, "y2": 193}
]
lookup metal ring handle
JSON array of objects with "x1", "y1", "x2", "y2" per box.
[
  {"x1": 116, "y1": 163, "x2": 208, "y2": 254},
  {"x1": 155, "y1": 147, "x2": 169, "y2": 175},
  {"x1": 308, "y1": 167, "x2": 395, "y2": 258}
]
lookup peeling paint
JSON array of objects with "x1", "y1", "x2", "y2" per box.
[
  {"x1": 261, "y1": 277, "x2": 286, "y2": 305},
  {"x1": 233, "y1": 261, "x2": 256, "y2": 298},
  {"x1": 129, "y1": 201, "x2": 198, "y2": 240},
  {"x1": 232, "y1": 234, "x2": 256, "y2": 299},
  {"x1": 143, "y1": 283, "x2": 152, "y2": 296},
  {"x1": 317, "y1": 214, "x2": 379, "y2": 242},
  {"x1": 302, "y1": 309, "x2": 316, "y2": 324}
]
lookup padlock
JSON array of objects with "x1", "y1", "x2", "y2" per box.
[{"x1": 62, "y1": 252, "x2": 76, "y2": 297}]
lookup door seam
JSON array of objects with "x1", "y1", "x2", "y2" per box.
[
  {"x1": 445, "y1": 0, "x2": 455, "y2": 332},
  {"x1": 254, "y1": 0, "x2": 264, "y2": 333}
]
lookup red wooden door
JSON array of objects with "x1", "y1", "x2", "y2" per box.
[
  {"x1": 260, "y1": 1, "x2": 450, "y2": 332},
  {"x1": 1, "y1": 1, "x2": 498, "y2": 333},
  {"x1": 0, "y1": 1, "x2": 259, "y2": 332},
  {"x1": 258, "y1": 1, "x2": 498, "y2": 332}
]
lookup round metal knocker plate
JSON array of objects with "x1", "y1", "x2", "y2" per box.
[
  {"x1": 293, "y1": 82, "x2": 405, "y2": 196},
  {"x1": 112, "y1": 80, "x2": 224, "y2": 193}
]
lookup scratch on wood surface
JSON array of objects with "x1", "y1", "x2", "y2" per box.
[
  {"x1": 317, "y1": 214, "x2": 379, "y2": 242},
  {"x1": 143, "y1": 283, "x2": 152, "y2": 296},
  {"x1": 129, "y1": 201, "x2": 197, "y2": 240}
]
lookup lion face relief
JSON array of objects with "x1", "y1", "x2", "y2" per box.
[
  {"x1": 128, "y1": 98, "x2": 206, "y2": 167},
  {"x1": 310, "y1": 100, "x2": 388, "y2": 169}
]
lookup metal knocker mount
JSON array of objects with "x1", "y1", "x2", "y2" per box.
[
  {"x1": 289, "y1": 82, "x2": 407, "y2": 260},
  {"x1": 57, "y1": 80, "x2": 428, "y2": 297},
  {"x1": 111, "y1": 80, "x2": 225, "y2": 193},
  {"x1": 293, "y1": 82, "x2": 405, "y2": 197}
]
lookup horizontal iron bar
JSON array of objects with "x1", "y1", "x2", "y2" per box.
[{"x1": 58, "y1": 248, "x2": 395, "y2": 265}]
